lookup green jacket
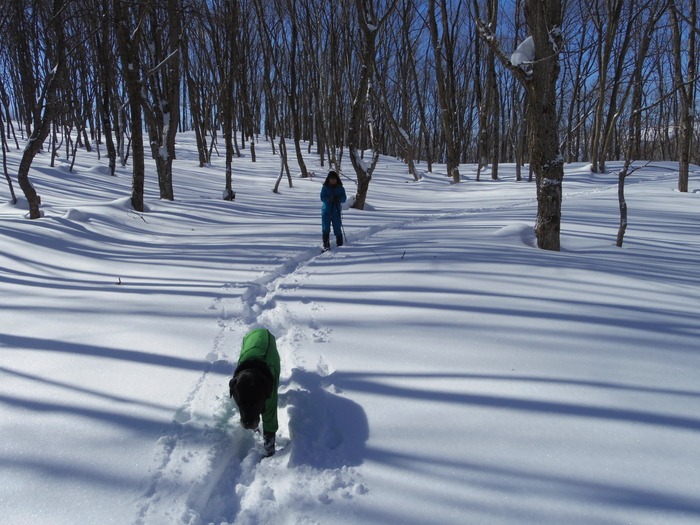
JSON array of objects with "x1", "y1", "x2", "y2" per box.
[{"x1": 237, "y1": 329, "x2": 281, "y2": 433}]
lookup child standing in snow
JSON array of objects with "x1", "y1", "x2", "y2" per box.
[{"x1": 320, "y1": 170, "x2": 347, "y2": 251}]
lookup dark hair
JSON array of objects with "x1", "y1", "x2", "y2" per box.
[{"x1": 323, "y1": 170, "x2": 343, "y2": 186}]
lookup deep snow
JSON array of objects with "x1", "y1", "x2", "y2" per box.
[{"x1": 1, "y1": 134, "x2": 699, "y2": 525}]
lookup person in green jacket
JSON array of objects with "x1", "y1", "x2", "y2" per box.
[{"x1": 229, "y1": 328, "x2": 281, "y2": 457}]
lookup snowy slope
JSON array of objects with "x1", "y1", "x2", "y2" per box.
[{"x1": 1, "y1": 135, "x2": 699, "y2": 525}]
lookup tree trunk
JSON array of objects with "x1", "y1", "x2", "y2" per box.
[
  {"x1": 616, "y1": 168, "x2": 628, "y2": 247},
  {"x1": 490, "y1": 54, "x2": 500, "y2": 181},
  {"x1": 9, "y1": 0, "x2": 39, "y2": 138},
  {"x1": 428, "y1": 0, "x2": 460, "y2": 183},
  {"x1": 349, "y1": 0, "x2": 392, "y2": 210},
  {"x1": 273, "y1": 136, "x2": 293, "y2": 193},
  {"x1": 374, "y1": 78, "x2": 420, "y2": 181},
  {"x1": 598, "y1": 3, "x2": 636, "y2": 173},
  {"x1": 219, "y1": 0, "x2": 239, "y2": 201},
  {"x1": 0, "y1": 103, "x2": 18, "y2": 204},
  {"x1": 670, "y1": 0, "x2": 696, "y2": 192},
  {"x1": 617, "y1": 1, "x2": 668, "y2": 247},
  {"x1": 475, "y1": 0, "x2": 564, "y2": 250},
  {"x1": 161, "y1": 0, "x2": 181, "y2": 200},
  {"x1": 185, "y1": 67, "x2": 208, "y2": 166},
  {"x1": 526, "y1": 0, "x2": 564, "y2": 251},
  {"x1": 16, "y1": 0, "x2": 68, "y2": 219},
  {"x1": 142, "y1": 2, "x2": 180, "y2": 201},
  {"x1": 113, "y1": 0, "x2": 147, "y2": 212},
  {"x1": 589, "y1": 0, "x2": 624, "y2": 174},
  {"x1": 287, "y1": 0, "x2": 308, "y2": 179}
]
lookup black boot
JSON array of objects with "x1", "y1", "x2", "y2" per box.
[
  {"x1": 263, "y1": 431, "x2": 276, "y2": 457},
  {"x1": 322, "y1": 233, "x2": 330, "y2": 251},
  {"x1": 336, "y1": 235, "x2": 343, "y2": 247}
]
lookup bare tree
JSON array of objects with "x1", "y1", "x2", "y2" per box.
[
  {"x1": 428, "y1": 0, "x2": 461, "y2": 183},
  {"x1": 142, "y1": 0, "x2": 182, "y2": 201},
  {"x1": 273, "y1": 135, "x2": 294, "y2": 193},
  {"x1": 591, "y1": 1, "x2": 646, "y2": 174},
  {"x1": 373, "y1": 0, "x2": 421, "y2": 180},
  {"x1": 588, "y1": 0, "x2": 626, "y2": 174},
  {"x1": 205, "y1": 0, "x2": 241, "y2": 201},
  {"x1": 670, "y1": 0, "x2": 697, "y2": 192},
  {"x1": 92, "y1": 1, "x2": 118, "y2": 176},
  {"x1": 560, "y1": 6, "x2": 597, "y2": 164},
  {"x1": 284, "y1": 0, "x2": 309, "y2": 178},
  {"x1": 113, "y1": 0, "x2": 148, "y2": 212},
  {"x1": 2, "y1": 0, "x2": 697, "y2": 231},
  {"x1": 0, "y1": 83, "x2": 17, "y2": 203},
  {"x1": 15, "y1": 0, "x2": 69, "y2": 219},
  {"x1": 473, "y1": 0, "x2": 499, "y2": 180},
  {"x1": 476, "y1": 0, "x2": 564, "y2": 250},
  {"x1": 0, "y1": 3, "x2": 17, "y2": 202},
  {"x1": 349, "y1": 0, "x2": 398, "y2": 210},
  {"x1": 616, "y1": 1, "x2": 670, "y2": 247},
  {"x1": 182, "y1": 32, "x2": 207, "y2": 167}
]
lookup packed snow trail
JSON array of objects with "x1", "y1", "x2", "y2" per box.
[
  {"x1": 134, "y1": 243, "x2": 371, "y2": 524},
  {"x1": 3, "y1": 123, "x2": 698, "y2": 525},
  {"x1": 133, "y1": 193, "x2": 495, "y2": 524},
  {"x1": 133, "y1": 167, "x2": 682, "y2": 524}
]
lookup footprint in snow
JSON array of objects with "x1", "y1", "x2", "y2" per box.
[{"x1": 313, "y1": 327, "x2": 332, "y2": 343}]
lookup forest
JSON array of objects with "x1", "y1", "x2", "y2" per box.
[{"x1": 0, "y1": 0, "x2": 698, "y2": 248}]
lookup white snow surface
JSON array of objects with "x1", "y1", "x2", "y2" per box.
[
  {"x1": 511, "y1": 36, "x2": 536, "y2": 66},
  {"x1": 1, "y1": 136, "x2": 700, "y2": 525}
]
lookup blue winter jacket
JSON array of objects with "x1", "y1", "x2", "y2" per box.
[{"x1": 320, "y1": 184, "x2": 347, "y2": 215}]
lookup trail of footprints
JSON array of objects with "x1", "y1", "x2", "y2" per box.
[
  {"x1": 135, "y1": 249, "x2": 366, "y2": 524},
  {"x1": 136, "y1": 182, "x2": 636, "y2": 523}
]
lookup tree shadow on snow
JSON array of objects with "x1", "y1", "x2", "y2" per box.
[{"x1": 281, "y1": 368, "x2": 369, "y2": 469}]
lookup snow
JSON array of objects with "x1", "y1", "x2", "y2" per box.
[
  {"x1": 352, "y1": 149, "x2": 374, "y2": 175},
  {"x1": 511, "y1": 36, "x2": 536, "y2": 66},
  {"x1": 1, "y1": 135, "x2": 700, "y2": 525},
  {"x1": 160, "y1": 106, "x2": 171, "y2": 161},
  {"x1": 549, "y1": 26, "x2": 562, "y2": 54}
]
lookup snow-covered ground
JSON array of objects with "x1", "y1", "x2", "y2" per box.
[{"x1": 1, "y1": 134, "x2": 699, "y2": 525}]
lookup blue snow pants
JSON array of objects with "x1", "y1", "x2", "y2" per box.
[{"x1": 322, "y1": 208, "x2": 342, "y2": 236}]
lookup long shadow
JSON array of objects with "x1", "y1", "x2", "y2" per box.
[
  {"x1": 312, "y1": 216, "x2": 700, "y2": 289},
  {"x1": 333, "y1": 370, "x2": 700, "y2": 400},
  {"x1": 0, "y1": 365, "x2": 177, "y2": 412},
  {"x1": 0, "y1": 455, "x2": 138, "y2": 489},
  {"x1": 279, "y1": 291, "x2": 700, "y2": 344},
  {"x1": 329, "y1": 372, "x2": 700, "y2": 433},
  {"x1": 361, "y1": 446, "x2": 700, "y2": 520},
  {"x1": 0, "y1": 222, "x2": 293, "y2": 269},
  {"x1": 0, "y1": 393, "x2": 168, "y2": 436},
  {"x1": 0, "y1": 333, "x2": 233, "y2": 375},
  {"x1": 281, "y1": 368, "x2": 369, "y2": 469}
]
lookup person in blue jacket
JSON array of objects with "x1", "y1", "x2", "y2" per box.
[{"x1": 320, "y1": 170, "x2": 347, "y2": 251}]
